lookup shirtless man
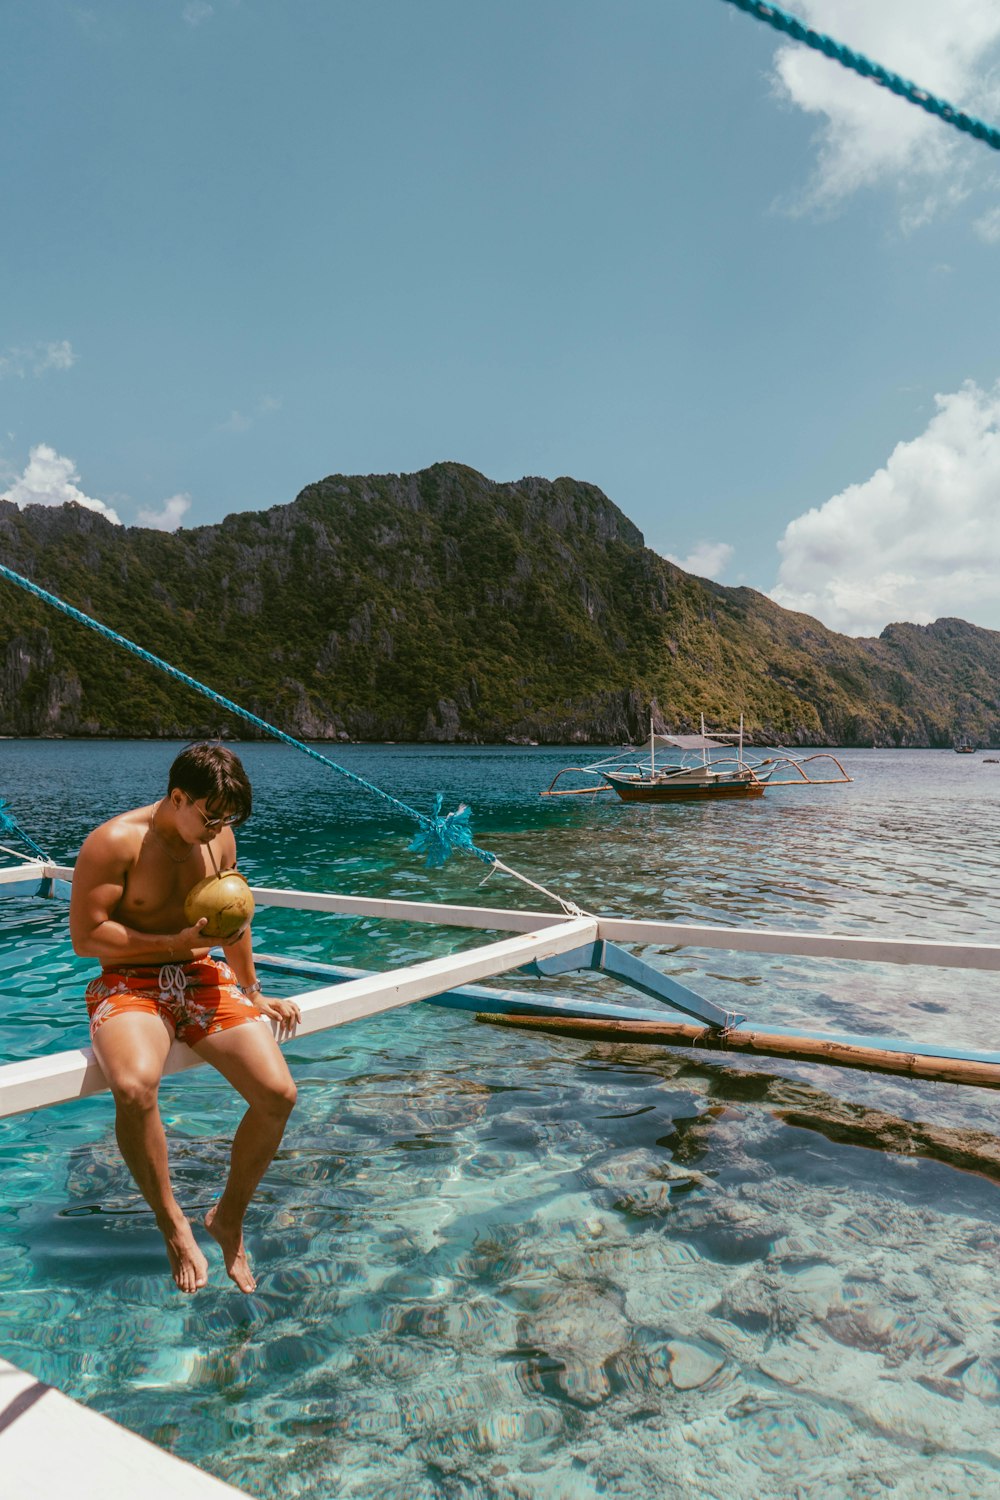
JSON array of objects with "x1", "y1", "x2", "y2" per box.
[{"x1": 69, "y1": 742, "x2": 300, "y2": 1295}]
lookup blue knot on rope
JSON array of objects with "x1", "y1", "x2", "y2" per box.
[
  {"x1": 408, "y1": 794, "x2": 496, "y2": 869},
  {"x1": 0, "y1": 799, "x2": 49, "y2": 860}
]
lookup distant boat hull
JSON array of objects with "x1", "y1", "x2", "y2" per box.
[
  {"x1": 542, "y1": 718, "x2": 851, "y2": 801},
  {"x1": 601, "y1": 768, "x2": 765, "y2": 802}
]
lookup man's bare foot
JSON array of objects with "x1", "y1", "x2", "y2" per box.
[
  {"x1": 162, "y1": 1218, "x2": 209, "y2": 1294},
  {"x1": 204, "y1": 1203, "x2": 256, "y2": 1293}
]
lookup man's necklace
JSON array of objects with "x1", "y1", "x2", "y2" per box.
[{"x1": 149, "y1": 806, "x2": 194, "y2": 864}]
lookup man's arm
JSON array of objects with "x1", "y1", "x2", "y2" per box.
[
  {"x1": 220, "y1": 831, "x2": 300, "y2": 1032},
  {"x1": 69, "y1": 825, "x2": 206, "y2": 964},
  {"x1": 221, "y1": 923, "x2": 301, "y2": 1033}
]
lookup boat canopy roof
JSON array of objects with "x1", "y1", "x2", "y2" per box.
[{"x1": 652, "y1": 733, "x2": 731, "y2": 751}]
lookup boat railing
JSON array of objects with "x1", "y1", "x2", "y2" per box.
[
  {"x1": 645, "y1": 755, "x2": 757, "y2": 780},
  {"x1": 0, "y1": 860, "x2": 598, "y2": 1116},
  {"x1": 752, "y1": 752, "x2": 852, "y2": 786},
  {"x1": 541, "y1": 766, "x2": 622, "y2": 796},
  {"x1": 3, "y1": 858, "x2": 1000, "y2": 1114}
]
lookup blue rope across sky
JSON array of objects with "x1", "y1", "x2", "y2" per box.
[
  {"x1": 719, "y1": 0, "x2": 1000, "y2": 153},
  {"x1": 0, "y1": 562, "x2": 497, "y2": 872}
]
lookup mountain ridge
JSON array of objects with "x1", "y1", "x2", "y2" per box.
[{"x1": 1, "y1": 462, "x2": 998, "y2": 746}]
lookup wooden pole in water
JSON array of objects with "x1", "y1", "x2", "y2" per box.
[{"x1": 476, "y1": 1014, "x2": 1000, "y2": 1090}]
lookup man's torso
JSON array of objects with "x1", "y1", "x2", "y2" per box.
[{"x1": 107, "y1": 803, "x2": 230, "y2": 953}]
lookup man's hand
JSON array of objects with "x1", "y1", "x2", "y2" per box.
[
  {"x1": 256, "y1": 994, "x2": 301, "y2": 1039},
  {"x1": 174, "y1": 917, "x2": 208, "y2": 954}
]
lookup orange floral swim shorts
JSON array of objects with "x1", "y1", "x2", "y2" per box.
[{"x1": 86, "y1": 957, "x2": 264, "y2": 1046}]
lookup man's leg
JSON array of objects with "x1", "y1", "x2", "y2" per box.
[
  {"x1": 194, "y1": 1021, "x2": 297, "y2": 1292},
  {"x1": 90, "y1": 1013, "x2": 209, "y2": 1294}
]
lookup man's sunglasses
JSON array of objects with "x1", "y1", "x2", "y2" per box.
[{"x1": 184, "y1": 794, "x2": 241, "y2": 831}]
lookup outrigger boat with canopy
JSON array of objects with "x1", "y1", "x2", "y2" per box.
[{"x1": 542, "y1": 716, "x2": 851, "y2": 801}]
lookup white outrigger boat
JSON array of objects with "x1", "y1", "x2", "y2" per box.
[
  {"x1": 542, "y1": 716, "x2": 851, "y2": 802},
  {"x1": 3, "y1": 842, "x2": 1000, "y2": 1122}
]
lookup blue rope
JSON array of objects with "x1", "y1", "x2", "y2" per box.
[
  {"x1": 719, "y1": 0, "x2": 1000, "y2": 152},
  {"x1": 0, "y1": 799, "x2": 49, "y2": 860},
  {"x1": 0, "y1": 562, "x2": 497, "y2": 870}
]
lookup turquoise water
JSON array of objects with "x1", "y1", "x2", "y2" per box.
[{"x1": 1, "y1": 741, "x2": 999, "y2": 1498}]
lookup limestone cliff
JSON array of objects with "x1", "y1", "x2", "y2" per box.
[{"x1": 1, "y1": 463, "x2": 997, "y2": 745}]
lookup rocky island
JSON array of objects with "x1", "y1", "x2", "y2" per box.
[{"x1": 1, "y1": 463, "x2": 998, "y2": 746}]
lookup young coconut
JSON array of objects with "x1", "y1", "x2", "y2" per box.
[{"x1": 184, "y1": 869, "x2": 255, "y2": 941}]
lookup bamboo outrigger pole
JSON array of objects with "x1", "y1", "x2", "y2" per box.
[{"x1": 477, "y1": 1014, "x2": 1000, "y2": 1090}]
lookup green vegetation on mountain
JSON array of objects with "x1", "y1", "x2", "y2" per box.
[{"x1": 1, "y1": 463, "x2": 998, "y2": 746}]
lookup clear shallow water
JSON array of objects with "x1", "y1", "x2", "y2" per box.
[{"x1": 0, "y1": 741, "x2": 999, "y2": 1499}]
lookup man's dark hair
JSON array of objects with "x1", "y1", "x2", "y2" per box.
[{"x1": 167, "y1": 743, "x2": 252, "y2": 826}]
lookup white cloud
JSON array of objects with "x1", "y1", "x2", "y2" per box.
[
  {"x1": 182, "y1": 2, "x2": 213, "y2": 26},
  {"x1": 767, "y1": 1, "x2": 1000, "y2": 216},
  {"x1": 136, "y1": 493, "x2": 192, "y2": 531},
  {"x1": 220, "y1": 409, "x2": 252, "y2": 434},
  {"x1": 0, "y1": 443, "x2": 122, "y2": 524},
  {"x1": 770, "y1": 381, "x2": 1000, "y2": 635},
  {"x1": 0, "y1": 340, "x2": 77, "y2": 379},
  {"x1": 218, "y1": 394, "x2": 282, "y2": 434},
  {"x1": 973, "y1": 205, "x2": 1000, "y2": 242},
  {"x1": 663, "y1": 541, "x2": 734, "y2": 582}
]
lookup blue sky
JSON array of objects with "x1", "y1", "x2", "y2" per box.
[{"x1": 3, "y1": 0, "x2": 1000, "y2": 636}]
